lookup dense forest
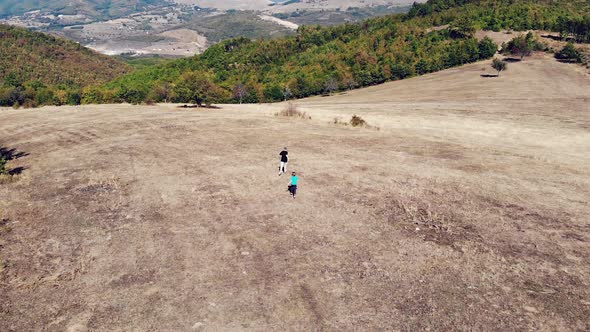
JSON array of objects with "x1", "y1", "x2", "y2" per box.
[
  {"x1": 1, "y1": 0, "x2": 589, "y2": 107},
  {"x1": 0, "y1": 24, "x2": 131, "y2": 107}
]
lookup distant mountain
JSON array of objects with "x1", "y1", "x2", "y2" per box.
[
  {"x1": 0, "y1": 24, "x2": 131, "y2": 107},
  {"x1": 0, "y1": 0, "x2": 420, "y2": 57}
]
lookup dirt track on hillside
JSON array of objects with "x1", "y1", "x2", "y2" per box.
[{"x1": 1, "y1": 54, "x2": 589, "y2": 331}]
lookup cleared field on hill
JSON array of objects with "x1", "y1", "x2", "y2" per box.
[{"x1": 1, "y1": 54, "x2": 589, "y2": 331}]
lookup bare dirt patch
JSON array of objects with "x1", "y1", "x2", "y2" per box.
[{"x1": 1, "y1": 55, "x2": 589, "y2": 331}]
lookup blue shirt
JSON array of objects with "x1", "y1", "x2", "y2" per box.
[{"x1": 291, "y1": 176, "x2": 299, "y2": 186}]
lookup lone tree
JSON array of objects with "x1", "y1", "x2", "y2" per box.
[
  {"x1": 491, "y1": 58, "x2": 507, "y2": 76},
  {"x1": 233, "y1": 83, "x2": 248, "y2": 104}
]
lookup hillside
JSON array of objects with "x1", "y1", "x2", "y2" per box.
[
  {"x1": 0, "y1": 24, "x2": 131, "y2": 107},
  {"x1": 89, "y1": 0, "x2": 590, "y2": 106},
  {"x1": 1, "y1": 51, "x2": 589, "y2": 331}
]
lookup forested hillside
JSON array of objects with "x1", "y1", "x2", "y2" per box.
[
  {"x1": 91, "y1": 0, "x2": 590, "y2": 105},
  {"x1": 407, "y1": 0, "x2": 590, "y2": 38},
  {"x1": 0, "y1": 24, "x2": 131, "y2": 107}
]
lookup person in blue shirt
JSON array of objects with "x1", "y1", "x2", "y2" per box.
[{"x1": 288, "y1": 172, "x2": 299, "y2": 199}]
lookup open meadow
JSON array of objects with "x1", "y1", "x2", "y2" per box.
[{"x1": 1, "y1": 53, "x2": 589, "y2": 331}]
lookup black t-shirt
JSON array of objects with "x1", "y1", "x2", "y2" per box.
[{"x1": 280, "y1": 151, "x2": 288, "y2": 162}]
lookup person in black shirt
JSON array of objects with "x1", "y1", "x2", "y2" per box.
[{"x1": 279, "y1": 147, "x2": 288, "y2": 176}]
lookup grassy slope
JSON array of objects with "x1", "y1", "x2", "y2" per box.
[{"x1": 0, "y1": 24, "x2": 131, "y2": 87}]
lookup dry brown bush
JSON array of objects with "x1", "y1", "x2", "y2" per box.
[
  {"x1": 350, "y1": 115, "x2": 367, "y2": 127},
  {"x1": 333, "y1": 115, "x2": 379, "y2": 130},
  {"x1": 275, "y1": 103, "x2": 310, "y2": 119}
]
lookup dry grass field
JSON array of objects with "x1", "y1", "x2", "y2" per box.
[{"x1": 1, "y1": 53, "x2": 589, "y2": 331}]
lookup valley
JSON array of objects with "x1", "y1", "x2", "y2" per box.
[{"x1": 0, "y1": 0, "x2": 418, "y2": 57}]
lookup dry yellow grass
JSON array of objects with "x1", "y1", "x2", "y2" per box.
[{"x1": 0, "y1": 53, "x2": 589, "y2": 331}]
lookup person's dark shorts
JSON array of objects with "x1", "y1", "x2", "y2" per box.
[{"x1": 289, "y1": 185, "x2": 297, "y2": 195}]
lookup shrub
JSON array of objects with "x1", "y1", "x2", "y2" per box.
[
  {"x1": 275, "y1": 103, "x2": 310, "y2": 119},
  {"x1": 503, "y1": 32, "x2": 544, "y2": 60},
  {"x1": 350, "y1": 115, "x2": 367, "y2": 127},
  {"x1": 334, "y1": 115, "x2": 378, "y2": 129},
  {"x1": 555, "y1": 42, "x2": 582, "y2": 63}
]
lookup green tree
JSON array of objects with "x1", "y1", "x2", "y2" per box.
[
  {"x1": 81, "y1": 86, "x2": 105, "y2": 104},
  {"x1": 491, "y1": 58, "x2": 507, "y2": 77},
  {"x1": 116, "y1": 87, "x2": 146, "y2": 105},
  {"x1": 263, "y1": 85, "x2": 283, "y2": 102},
  {"x1": 478, "y1": 37, "x2": 498, "y2": 59},
  {"x1": 506, "y1": 34, "x2": 533, "y2": 60},
  {"x1": 450, "y1": 16, "x2": 476, "y2": 38},
  {"x1": 3, "y1": 72, "x2": 21, "y2": 87},
  {"x1": 66, "y1": 90, "x2": 82, "y2": 105}
]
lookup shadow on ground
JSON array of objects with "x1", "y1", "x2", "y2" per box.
[
  {"x1": 503, "y1": 57, "x2": 522, "y2": 63},
  {"x1": 1, "y1": 146, "x2": 28, "y2": 175},
  {"x1": 0, "y1": 147, "x2": 29, "y2": 160}
]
